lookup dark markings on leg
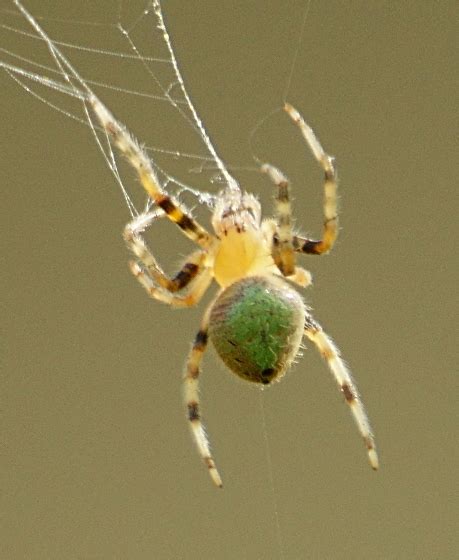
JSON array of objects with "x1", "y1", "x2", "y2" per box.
[
  {"x1": 204, "y1": 457, "x2": 216, "y2": 470},
  {"x1": 364, "y1": 436, "x2": 375, "y2": 451},
  {"x1": 188, "y1": 401, "x2": 200, "y2": 422},
  {"x1": 156, "y1": 195, "x2": 176, "y2": 214},
  {"x1": 341, "y1": 383, "x2": 356, "y2": 403},
  {"x1": 194, "y1": 329, "x2": 208, "y2": 350},
  {"x1": 171, "y1": 263, "x2": 199, "y2": 290},
  {"x1": 177, "y1": 214, "x2": 198, "y2": 234},
  {"x1": 156, "y1": 195, "x2": 199, "y2": 236},
  {"x1": 324, "y1": 168, "x2": 334, "y2": 182},
  {"x1": 187, "y1": 364, "x2": 199, "y2": 380},
  {"x1": 277, "y1": 181, "x2": 290, "y2": 203},
  {"x1": 293, "y1": 231, "x2": 336, "y2": 255},
  {"x1": 295, "y1": 238, "x2": 322, "y2": 254}
]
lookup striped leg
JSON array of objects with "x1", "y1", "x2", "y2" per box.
[
  {"x1": 129, "y1": 260, "x2": 212, "y2": 308},
  {"x1": 184, "y1": 302, "x2": 223, "y2": 487},
  {"x1": 89, "y1": 94, "x2": 213, "y2": 249},
  {"x1": 284, "y1": 103, "x2": 338, "y2": 255},
  {"x1": 304, "y1": 314, "x2": 379, "y2": 470},
  {"x1": 124, "y1": 211, "x2": 207, "y2": 292},
  {"x1": 261, "y1": 163, "x2": 296, "y2": 276},
  {"x1": 261, "y1": 169, "x2": 311, "y2": 287}
]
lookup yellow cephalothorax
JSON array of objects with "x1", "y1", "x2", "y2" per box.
[{"x1": 211, "y1": 191, "x2": 277, "y2": 287}]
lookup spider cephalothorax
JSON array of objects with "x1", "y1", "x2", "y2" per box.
[{"x1": 90, "y1": 94, "x2": 378, "y2": 488}]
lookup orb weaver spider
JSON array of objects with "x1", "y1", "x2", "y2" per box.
[
  {"x1": 88, "y1": 94, "x2": 379, "y2": 488},
  {"x1": 9, "y1": 0, "x2": 378, "y2": 488}
]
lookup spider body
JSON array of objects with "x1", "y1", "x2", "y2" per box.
[
  {"x1": 209, "y1": 275, "x2": 305, "y2": 384},
  {"x1": 89, "y1": 94, "x2": 379, "y2": 488},
  {"x1": 209, "y1": 189, "x2": 305, "y2": 384}
]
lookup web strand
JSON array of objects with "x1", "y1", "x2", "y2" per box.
[
  {"x1": 259, "y1": 390, "x2": 285, "y2": 560},
  {"x1": 2, "y1": 1, "x2": 230, "y2": 215}
]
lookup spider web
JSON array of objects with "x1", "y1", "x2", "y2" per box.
[{"x1": 0, "y1": 0, "x2": 239, "y2": 219}]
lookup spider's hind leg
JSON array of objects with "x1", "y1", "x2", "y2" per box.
[
  {"x1": 184, "y1": 300, "x2": 223, "y2": 487},
  {"x1": 304, "y1": 313, "x2": 379, "y2": 470}
]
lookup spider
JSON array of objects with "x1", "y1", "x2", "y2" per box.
[{"x1": 89, "y1": 94, "x2": 379, "y2": 488}]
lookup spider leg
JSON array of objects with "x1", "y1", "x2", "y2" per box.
[
  {"x1": 261, "y1": 165, "x2": 314, "y2": 289},
  {"x1": 124, "y1": 211, "x2": 207, "y2": 292},
  {"x1": 128, "y1": 259, "x2": 212, "y2": 308},
  {"x1": 304, "y1": 314, "x2": 379, "y2": 470},
  {"x1": 284, "y1": 103, "x2": 338, "y2": 255},
  {"x1": 89, "y1": 94, "x2": 213, "y2": 249},
  {"x1": 261, "y1": 163, "x2": 296, "y2": 276},
  {"x1": 260, "y1": 174, "x2": 311, "y2": 288},
  {"x1": 123, "y1": 210, "x2": 212, "y2": 307},
  {"x1": 286, "y1": 267, "x2": 312, "y2": 288},
  {"x1": 184, "y1": 300, "x2": 223, "y2": 487}
]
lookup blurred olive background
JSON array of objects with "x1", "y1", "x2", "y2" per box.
[{"x1": 2, "y1": 1, "x2": 457, "y2": 559}]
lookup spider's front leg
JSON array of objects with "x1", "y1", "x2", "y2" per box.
[
  {"x1": 124, "y1": 210, "x2": 212, "y2": 308},
  {"x1": 284, "y1": 103, "x2": 338, "y2": 256},
  {"x1": 304, "y1": 313, "x2": 379, "y2": 470},
  {"x1": 90, "y1": 94, "x2": 213, "y2": 249},
  {"x1": 184, "y1": 299, "x2": 223, "y2": 487}
]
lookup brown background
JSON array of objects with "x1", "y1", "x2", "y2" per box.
[{"x1": 2, "y1": 1, "x2": 457, "y2": 559}]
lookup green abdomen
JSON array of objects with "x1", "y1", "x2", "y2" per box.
[{"x1": 209, "y1": 276, "x2": 305, "y2": 384}]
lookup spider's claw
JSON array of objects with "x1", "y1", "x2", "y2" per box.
[{"x1": 368, "y1": 446, "x2": 379, "y2": 471}]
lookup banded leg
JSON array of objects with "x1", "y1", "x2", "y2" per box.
[
  {"x1": 184, "y1": 301, "x2": 223, "y2": 487},
  {"x1": 124, "y1": 211, "x2": 207, "y2": 292},
  {"x1": 284, "y1": 103, "x2": 338, "y2": 255},
  {"x1": 261, "y1": 176, "x2": 311, "y2": 287},
  {"x1": 89, "y1": 94, "x2": 213, "y2": 249},
  {"x1": 261, "y1": 163, "x2": 296, "y2": 276},
  {"x1": 129, "y1": 260, "x2": 212, "y2": 308},
  {"x1": 304, "y1": 314, "x2": 379, "y2": 470}
]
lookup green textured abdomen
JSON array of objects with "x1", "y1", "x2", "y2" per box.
[{"x1": 209, "y1": 276, "x2": 305, "y2": 384}]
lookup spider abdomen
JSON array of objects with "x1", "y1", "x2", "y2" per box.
[{"x1": 209, "y1": 276, "x2": 305, "y2": 384}]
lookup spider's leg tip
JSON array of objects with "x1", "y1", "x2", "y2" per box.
[
  {"x1": 368, "y1": 449, "x2": 379, "y2": 470},
  {"x1": 211, "y1": 471, "x2": 223, "y2": 488},
  {"x1": 205, "y1": 456, "x2": 223, "y2": 487}
]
